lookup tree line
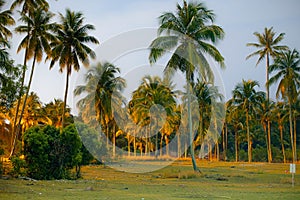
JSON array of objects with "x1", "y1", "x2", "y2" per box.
[{"x1": 0, "y1": 0, "x2": 299, "y2": 176}]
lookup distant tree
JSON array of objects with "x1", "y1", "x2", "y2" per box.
[
  {"x1": 231, "y1": 80, "x2": 265, "y2": 162},
  {"x1": 268, "y1": 48, "x2": 300, "y2": 162},
  {"x1": 246, "y1": 27, "x2": 288, "y2": 100}
]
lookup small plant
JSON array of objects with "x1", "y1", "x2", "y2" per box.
[{"x1": 10, "y1": 156, "x2": 27, "y2": 177}]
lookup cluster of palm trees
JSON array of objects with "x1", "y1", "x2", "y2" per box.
[
  {"x1": 0, "y1": 0, "x2": 299, "y2": 171},
  {"x1": 0, "y1": 0, "x2": 99, "y2": 156}
]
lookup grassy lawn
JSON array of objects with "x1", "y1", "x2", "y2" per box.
[{"x1": 0, "y1": 160, "x2": 299, "y2": 199}]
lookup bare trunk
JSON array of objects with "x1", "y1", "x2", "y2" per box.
[
  {"x1": 279, "y1": 126, "x2": 286, "y2": 163},
  {"x1": 293, "y1": 117, "x2": 297, "y2": 162},
  {"x1": 10, "y1": 53, "x2": 37, "y2": 156},
  {"x1": 246, "y1": 110, "x2": 251, "y2": 162},
  {"x1": 266, "y1": 53, "x2": 270, "y2": 101},
  {"x1": 235, "y1": 129, "x2": 239, "y2": 162},
  {"x1": 267, "y1": 120, "x2": 272, "y2": 162},
  {"x1": 62, "y1": 68, "x2": 70, "y2": 131}
]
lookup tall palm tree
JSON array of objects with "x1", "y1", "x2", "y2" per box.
[
  {"x1": 268, "y1": 48, "x2": 300, "y2": 163},
  {"x1": 231, "y1": 80, "x2": 265, "y2": 162},
  {"x1": 49, "y1": 9, "x2": 99, "y2": 129},
  {"x1": 10, "y1": 7, "x2": 56, "y2": 156},
  {"x1": 9, "y1": 0, "x2": 49, "y2": 158},
  {"x1": 149, "y1": 0, "x2": 224, "y2": 171},
  {"x1": 246, "y1": 27, "x2": 288, "y2": 100}
]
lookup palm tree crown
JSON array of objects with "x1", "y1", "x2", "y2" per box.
[
  {"x1": 49, "y1": 9, "x2": 99, "y2": 128},
  {"x1": 246, "y1": 27, "x2": 288, "y2": 100}
]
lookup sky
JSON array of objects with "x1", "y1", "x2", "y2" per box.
[{"x1": 5, "y1": 0, "x2": 300, "y2": 114}]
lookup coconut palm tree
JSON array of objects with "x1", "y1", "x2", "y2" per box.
[
  {"x1": 149, "y1": 0, "x2": 224, "y2": 171},
  {"x1": 231, "y1": 80, "x2": 265, "y2": 162},
  {"x1": 246, "y1": 27, "x2": 288, "y2": 100},
  {"x1": 0, "y1": 0, "x2": 15, "y2": 44},
  {"x1": 49, "y1": 9, "x2": 99, "y2": 129},
  {"x1": 43, "y1": 99, "x2": 72, "y2": 128},
  {"x1": 129, "y1": 76, "x2": 177, "y2": 157},
  {"x1": 9, "y1": 0, "x2": 49, "y2": 158},
  {"x1": 10, "y1": 7, "x2": 57, "y2": 156},
  {"x1": 257, "y1": 99, "x2": 275, "y2": 163},
  {"x1": 74, "y1": 62, "x2": 125, "y2": 157},
  {"x1": 273, "y1": 101, "x2": 288, "y2": 163},
  {"x1": 268, "y1": 48, "x2": 300, "y2": 163},
  {"x1": 10, "y1": 0, "x2": 48, "y2": 14}
]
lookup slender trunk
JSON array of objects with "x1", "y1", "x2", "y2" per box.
[
  {"x1": 266, "y1": 53, "x2": 270, "y2": 101},
  {"x1": 10, "y1": 53, "x2": 37, "y2": 156},
  {"x1": 216, "y1": 142, "x2": 219, "y2": 161},
  {"x1": 127, "y1": 134, "x2": 130, "y2": 157},
  {"x1": 267, "y1": 120, "x2": 272, "y2": 162},
  {"x1": 166, "y1": 136, "x2": 169, "y2": 157},
  {"x1": 10, "y1": 50, "x2": 28, "y2": 158},
  {"x1": 177, "y1": 132, "x2": 181, "y2": 158},
  {"x1": 293, "y1": 117, "x2": 297, "y2": 162},
  {"x1": 112, "y1": 124, "x2": 116, "y2": 158},
  {"x1": 289, "y1": 100, "x2": 294, "y2": 163},
  {"x1": 134, "y1": 131, "x2": 136, "y2": 156},
  {"x1": 235, "y1": 129, "x2": 239, "y2": 162},
  {"x1": 222, "y1": 125, "x2": 226, "y2": 161},
  {"x1": 246, "y1": 110, "x2": 251, "y2": 162},
  {"x1": 279, "y1": 125, "x2": 286, "y2": 163},
  {"x1": 160, "y1": 134, "x2": 163, "y2": 157},
  {"x1": 155, "y1": 124, "x2": 158, "y2": 158},
  {"x1": 187, "y1": 79, "x2": 198, "y2": 171},
  {"x1": 62, "y1": 68, "x2": 70, "y2": 131}
]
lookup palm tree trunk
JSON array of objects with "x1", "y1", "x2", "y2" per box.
[
  {"x1": 160, "y1": 134, "x2": 163, "y2": 156},
  {"x1": 62, "y1": 67, "x2": 70, "y2": 130},
  {"x1": 246, "y1": 110, "x2": 251, "y2": 162},
  {"x1": 267, "y1": 120, "x2": 272, "y2": 162},
  {"x1": 112, "y1": 124, "x2": 116, "y2": 158},
  {"x1": 127, "y1": 135, "x2": 130, "y2": 157},
  {"x1": 293, "y1": 117, "x2": 297, "y2": 162},
  {"x1": 289, "y1": 101, "x2": 295, "y2": 163},
  {"x1": 235, "y1": 128, "x2": 239, "y2": 162},
  {"x1": 9, "y1": 49, "x2": 28, "y2": 158},
  {"x1": 177, "y1": 132, "x2": 181, "y2": 158},
  {"x1": 10, "y1": 53, "x2": 37, "y2": 156},
  {"x1": 279, "y1": 125, "x2": 286, "y2": 163},
  {"x1": 266, "y1": 53, "x2": 270, "y2": 101}
]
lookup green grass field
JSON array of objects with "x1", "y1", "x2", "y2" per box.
[{"x1": 1, "y1": 160, "x2": 299, "y2": 199}]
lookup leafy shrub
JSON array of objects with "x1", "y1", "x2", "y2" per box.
[
  {"x1": 10, "y1": 156, "x2": 26, "y2": 177},
  {"x1": 252, "y1": 146, "x2": 267, "y2": 162},
  {"x1": 23, "y1": 125, "x2": 83, "y2": 180}
]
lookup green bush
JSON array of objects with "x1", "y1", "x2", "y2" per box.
[
  {"x1": 23, "y1": 125, "x2": 83, "y2": 180},
  {"x1": 10, "y1": 156, "x2": 27, "y2": 177},
  {"x1": 252, "y1": 146, "x2": 267, "y2": 162}
]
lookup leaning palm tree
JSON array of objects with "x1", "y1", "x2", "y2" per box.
[
  {"x1": 149, "y1": 0, "x2": 224, "y2": 171},
  {"x1": 268, "y1": 48, "x2": 300, "y2": 163},
  {"x1": 246, "y1": 27, "x2": 288, "y2": 100},
  {"x1": 9, "y1": 0, "x2": 49, "y2": 157},
  {"x1": 10, "y1": 7, "x2": 56, "y2": 156},
  {"x1": 49, "y1": 9, "x2": 99, "y2": 129},
  {"x1": 231, "y1": 80, "x2": 265, "y2": 162}
]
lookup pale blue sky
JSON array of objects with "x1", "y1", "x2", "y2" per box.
[{"x1": 6, "y1": 0, "x2": 300, "y2": 112}]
